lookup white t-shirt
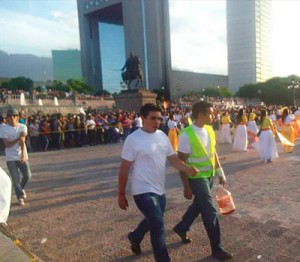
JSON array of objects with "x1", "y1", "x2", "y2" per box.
[
  {"x1": 175, "y1": 114, "x2": 182, "y2": 122},
  {"x1": 86, "y1": 119, "x2": 96, "y2": 130},
  {"x1": 269, "y1": 114, "x2": 276, "y2": 121},
  {"x1": 284, "y1": 114, "x2": 295, "y2": 125},
  {"x1": 135, "y1": 117, "x2": 143, "y2": 127},
  {"x1": 121, "y1": 128, "x2": 174, "y2": 195},
  {"x1": 0, "y1": 124, "x2": 28, "y2": 161},
  {"x1": 167, "y1": 119, "x2": 177, "y2": 129},
  {"x1": 178, "y1": 124, "x2": 211, "y2": 155},
  {"x1": 294, "y1": 109, "x2": 300, "y2": 117}
]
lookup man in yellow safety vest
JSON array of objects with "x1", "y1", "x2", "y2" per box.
[{"x1": 173, "y1": 101, "x2": 232, "y2": 260}]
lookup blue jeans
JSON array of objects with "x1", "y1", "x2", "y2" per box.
[
  {"x1": 40, "y1": 136, "x2": 49, "y2": 151},
  {"x1": 6, "y1": 161, "x2": 32, "y2": 200},
  {"x1": 175, "y1": 177, "x2": 223, "y2": 252},
  {"x1": 131, "y1": 193, "x2": 170, "y2": 262}
]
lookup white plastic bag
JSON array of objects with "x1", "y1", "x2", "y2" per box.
[{"x1": 0, "y1": 167, "x2": 11, "y2": 224}]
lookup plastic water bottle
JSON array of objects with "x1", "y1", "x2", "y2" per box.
[{"x1": 216, "y1": 186, "x2": 235, "y2": 215}]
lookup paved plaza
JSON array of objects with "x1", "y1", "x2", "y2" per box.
[{"x1": 1, "y1": 136, "x2": 300, "y2": 261}]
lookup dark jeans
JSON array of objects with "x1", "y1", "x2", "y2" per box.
[
  {"x1": 175, "y1": 177, "x2": 223, "y2": 253},
  {"x1": 6, "y1": 160, "x2": 32, "y2": 200},
  {"x1": 30, "y1": 136, "x2": 40, "y2": 151},
  {"x1": 40, "y1": 136, "x2": 49, "y2": 151},
  {"x1": 131, "y1": 193, "x2": 170, "y2": 262}
]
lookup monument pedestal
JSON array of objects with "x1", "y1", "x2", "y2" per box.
[{"x1": 115, "y1": 88, "x2": 157, "y2": 112}]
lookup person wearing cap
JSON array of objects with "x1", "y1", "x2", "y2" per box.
[{"x1": 0, "y1": 108, "x2": 32, "y2": 206}]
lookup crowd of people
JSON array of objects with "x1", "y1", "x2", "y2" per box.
[
  {"x1": 0, "y1": 103, "x2": 298, "y2": 158},
  {"x1": 218, "y1": 105, "x2": 300, "y2": 161}
]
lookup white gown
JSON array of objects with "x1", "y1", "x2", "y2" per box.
[{"x1": 232, "y1": 124, "x2": 248, "y2": 151}]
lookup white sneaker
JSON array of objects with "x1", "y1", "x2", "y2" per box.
[{"x1": 18, "y1": 198, "x2": 25, "y2": 206}]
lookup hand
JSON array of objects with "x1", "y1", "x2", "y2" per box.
[
  {"x1": 218, "y1": 176, "x2": 226, "y2": 186},
  {"x1": 20, "y1": 155, "x2": 26, "y2": 163},
  {"x1": 186, "y1": 166, "x2": 199, "y2": 177},
  {"x1": 183, "y1": 186, "x2": 193, "y2": 200},
  {"x1": 216, "y1": 167, "x2": 226, "y2": 186},
  {"x1": 118, "y1": 195, "x2": 129, "y2": 210}
]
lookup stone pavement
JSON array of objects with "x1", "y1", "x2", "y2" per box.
[{"x1": 0, "y1": 137, "x2": 300, "y2": 261}]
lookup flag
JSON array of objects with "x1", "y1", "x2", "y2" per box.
[{"x1": 163, "y1": 100, "x2": 168, "y2": 110}]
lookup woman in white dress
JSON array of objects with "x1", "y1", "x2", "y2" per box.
[
  {"x1": 257, "y1": 109, "x2": 278, "y2": 163},
  {"x1": 247, "y1": 109, "x2": 259, "y2": 144},
  {"x1": 220, "y1": 110, "x2": 232, "y2": 143},
  {"x1": 232, "y1": 108, "x2": 248, "y2": 151}
]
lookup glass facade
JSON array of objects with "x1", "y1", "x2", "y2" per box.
[
  {"x1": 52, "y1": 50, "x2": 82, "y2": 82},
  {"x1": 227, "y1": 0, "x2": 272, "y2": 91}
]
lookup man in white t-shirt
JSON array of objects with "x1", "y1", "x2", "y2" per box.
[
  {"x1": 132, "y1": 113, "x2": 143, "y2": 132},
  {"x1": 86, "y1": 114, "x2": 96, "y2": 145},
  {"x1": 0, "y1": 108, "x2": 32, "y2": 206},
  {"x1": 118, "y1": 103, "x2": 198, "y2": 262}
]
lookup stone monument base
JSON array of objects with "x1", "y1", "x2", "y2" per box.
[{"x1": 115, "y1": 88, "x2": 157, "y2": 112}]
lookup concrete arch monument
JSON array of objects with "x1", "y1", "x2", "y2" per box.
[{"x1": 77, "y1": 0, "x2": 171, "y2": 92}]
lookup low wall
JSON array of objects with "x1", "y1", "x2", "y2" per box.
[
  {"x1": 0, "y1": 105, "x2": 83, "y2": 116},
  {"x1": 3, "y1": 94, "x2": 115, "y2": 112}
]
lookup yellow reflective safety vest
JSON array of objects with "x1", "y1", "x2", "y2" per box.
[{"x1": 183, "y1": 125, "x2": 216, "y2": 179}]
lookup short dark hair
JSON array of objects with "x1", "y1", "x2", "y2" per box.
[
  {"x1": 140, "y1": 103, "x2": 161, "y2": 118},
  {"x1": 192, "y1": 101, "x2": 212, "y2": 119}
]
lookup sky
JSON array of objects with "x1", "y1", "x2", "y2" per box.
[{"x1": 1, "y1": 0, "x2": 300, "y2": 89}]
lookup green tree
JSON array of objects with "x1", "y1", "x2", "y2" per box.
[
  {"x1": 185, "y1": 90, "x2": 202, "y2": 98},
  {"x1": 218, "y1": 87, "x2": 234, "y2": 98},
  {"x1": 2, "y1": 76, "x2": 34, "y2": 92},
  {"x1": 94, "y1": 89, "x2": 111, "y2": 96},
  {"x1": 236, "y1": 83, "x2": 260, "y2": 98},
  {"x1": 236, "y1": 75, "x2": 300, "y2": 105},
  {"x1": 66, "y1": 79, "x2": 94, "y2": 94},
  {"x1": 49, "y1": 80, "x2": 71, "y2": 92},
  {"x1": 202, "y1": 86, "x2": 233, "y2": 98}
]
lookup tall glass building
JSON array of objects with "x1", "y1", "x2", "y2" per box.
[
  {"x1": 52, "y1": 50, "x2": 82, "y2": 82},
  {"x1": 227, "y1": 0, "x2": 272, "y2": 91}
]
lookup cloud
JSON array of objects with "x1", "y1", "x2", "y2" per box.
[
  {"x1": 50, "y1": 10, "x2": 63, "y2": 18},
  {"x1": 0, "y1": 7, "x2": 80, "y2": 57},
  {"x1": 169, "y1": 0, "x2": 227, "y2": 75}
]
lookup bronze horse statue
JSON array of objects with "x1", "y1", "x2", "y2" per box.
[{"x1": 121, "y1": 54, "x2": 143, "y2": 89}]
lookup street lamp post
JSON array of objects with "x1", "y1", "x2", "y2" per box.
[
  {"x1": 176, "y1": 83, "x2": 182, "y2": 100},
  {"x1": 161, "y1": 86, "x2": 165, "y2": 101},
  {"x1": 287, "y1": 80, "x2": 299, "y2": 107}
]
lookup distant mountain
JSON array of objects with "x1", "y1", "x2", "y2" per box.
[{"x1": 0, "y1": 50, "x2": 53, "y2": 81}]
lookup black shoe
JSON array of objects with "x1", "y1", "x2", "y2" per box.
[
  {"x1": 127, "y1": 232, "x2": 141, "y2": 255},
  {"x1": 212, "y1": 249, "x2": 232, "y2": 260},
  {"x1": 173, "y1": 226, "x2": 192, "y2": 244}
]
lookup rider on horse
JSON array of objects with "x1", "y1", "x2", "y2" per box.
[{"x1": 121, "y1": 52, "x2": 143, "y2": 89}]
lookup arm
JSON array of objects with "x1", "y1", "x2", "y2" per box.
[
  {"x1": 176, "y1": 151, "x2": 193, "y2": 200},
  {"x1": 2, "y1": 137, "x2": 20, "y2": 148},
  {"x1": 167, "y1": 153, "x2": 198, "y2": 177},
  {"x1": 19, "y1": 132, "x2": 27, "y2": 163},
  {"x1": 118, "y1": 159, "x2": 132, "y2": 210},
  {"x1": 215, "y1": 151, "x2": 226, "y2": 186}
]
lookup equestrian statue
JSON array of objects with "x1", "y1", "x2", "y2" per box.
[{"x1": 121, "y1": 52, "x2": 143, "y2": 90}]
